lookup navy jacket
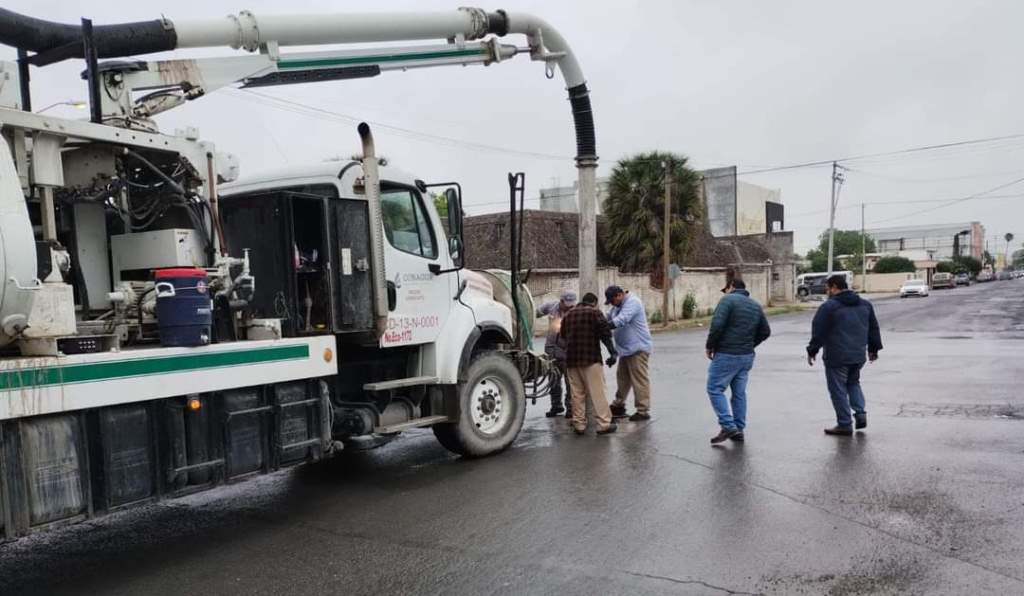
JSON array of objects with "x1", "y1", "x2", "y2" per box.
[
  {"x1": 706, "y1": 290, "x2": 771, "y2": 355},
  {"x1": 807, "y1": 290, "x2": 883, "y2": 365}
]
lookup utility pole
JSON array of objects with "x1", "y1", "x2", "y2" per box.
[
  {"x1": 826, "y1": 162, "x2": 845, "y2": 276},
  {"x1": 662, "y1": 161, "x2": 672, "y2": 327},
  {"x1": 861, "y1": 203, "x2": 867, "y2": 293}
]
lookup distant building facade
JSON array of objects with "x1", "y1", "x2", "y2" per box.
[
  {"x1": 701, "y1": 166, "x2": 784, "y2": 237},
  {"x1": 537, "y1": 178, "x2": 610, "y2": 214},
  {"x1": 865, "y1": 222, "x2": 984, "y2": 261}
]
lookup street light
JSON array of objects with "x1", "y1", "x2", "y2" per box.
[{"x1": 36, "y1": 100, "x2": 87, "y2": 113}]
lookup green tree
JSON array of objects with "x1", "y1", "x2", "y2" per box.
[
  {"x1": 872, "y1": 256, "x2": 916, "y2": 274},
  {"x1": 936, "y1": 257, "x2": 982, "y2": 276},
  {"x1": 431, "y1": 192, "x2": 450, "y2": 234},
  {"x1": 805, "y1": 230, "x2": 877, "y2": 272},
  {"x1": 953, "y1": 256, "x2": 982, "y2": 276},
  {"x1": 983, "y1": 250, "x2": 996, "y2": 268},
  {"x1": 1013, "y1": 249, "x2": 1024, "y2": 268},
  {"x1": 604, "y1": 151, "x2": 702, "y2": 277}
]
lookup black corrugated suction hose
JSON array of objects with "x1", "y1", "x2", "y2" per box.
[
  {"x1": 568, "y1": 82, "x2": 597, "y2": 161},
  {"x1": 0, "y1": 8, "x2": 176, "y2": 59}
]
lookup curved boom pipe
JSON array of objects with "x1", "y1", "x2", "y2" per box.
[{"x1": 0, "y1": 6, "x2": 599, "y2": 293}]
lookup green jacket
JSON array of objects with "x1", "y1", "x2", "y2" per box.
[{"x1": 706, "y1": 290, "x2": 771, "y2": 355}]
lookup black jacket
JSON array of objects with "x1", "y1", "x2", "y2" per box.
[
  {"x1": 807, "y1": 290, "x2": 883, "y2": 365},
  {"x1": 706, "y1": 290, "x2": 771, "y2": 355}
]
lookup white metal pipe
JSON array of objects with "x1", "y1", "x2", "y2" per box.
[
  {"x1": 173, "y1": 11, "x2": 486, "y2": 52},
  {"x1": 502, "y1": 12, "x2": 585, "y2": 88}
]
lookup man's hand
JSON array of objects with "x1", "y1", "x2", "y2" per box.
[
  {"x1": 868, "y1": 352, "x2": 879, "y2": 363},
  {"x1": 605, "y1": 355, "x2": 618, "y2": 367},
  {"x1": 705, "y1": 349, "x2": 714, "y2": 361},
  {"x1": 807, "y1": 353, "x2": 816, "y2": 367}
]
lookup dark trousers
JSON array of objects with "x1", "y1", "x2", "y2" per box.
[
  {"x1": 550, "y1": 359, "x2": 571, "y2": 410},
  {"x1": 825, "y1": 363, "x2": 866, "y2": 428}
]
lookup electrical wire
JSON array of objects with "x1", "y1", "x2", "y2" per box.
[
  {"x1": 230, "y1": 88, "x2": 575, "y2": 162},
  {"x1": 867, "y1": 175, "x2": 1024, "y2": 226}
]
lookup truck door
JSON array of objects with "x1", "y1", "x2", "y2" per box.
[{"x1": 379, "y1": 185, "x2": 453, "y2": 346}]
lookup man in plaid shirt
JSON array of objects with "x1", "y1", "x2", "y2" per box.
[{"x1": 560, "y1": 292, "x2": 619, "y2": 435}]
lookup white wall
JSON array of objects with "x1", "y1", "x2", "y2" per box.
[{"x1": 528, "y1": 266, "x2": 774, "y2": 334}]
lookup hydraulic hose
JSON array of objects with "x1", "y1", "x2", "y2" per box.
[{"x1": 0, "y1": 8, "x2": 175, "y2": 59}]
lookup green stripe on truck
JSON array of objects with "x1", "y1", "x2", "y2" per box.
[{"x1": 0, "y1": 344, "x2": 310, "y2": 391}]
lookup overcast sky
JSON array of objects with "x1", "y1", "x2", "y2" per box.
[{"x1": 5, "y1": 0, "x2": 1024, "y2": 256}]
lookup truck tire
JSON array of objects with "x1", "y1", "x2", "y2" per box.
[{"x1": 432, "y1": 351, "x2": 526, "y2": 457}]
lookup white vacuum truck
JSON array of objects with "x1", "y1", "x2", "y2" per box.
[{"x1": 0, "y1": 7, "x2": 596, "y2": 541}]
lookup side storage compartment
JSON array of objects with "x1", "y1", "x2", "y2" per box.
[
  {"x1": 0, "y1": 414, "x2": 91, "y2": 538},
  {"x1": 221, "y1": 191, "x2": 334, "y2": 337},
  {"x1": 330, "y1": 199, "x2": 374, "y2": 332},
  {"x1": 93, "y1": 404, "x2": 156, "y2": 510},
  {"x1": 1, "y1": 379, "x2": 332, "y2": 542}
]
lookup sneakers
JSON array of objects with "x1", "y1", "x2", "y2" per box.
[
  {"x1": 610, "y1": 404, "x2": 627, "y2": 418},
  {"x1": 545, "y1": 406, "x2": 565, "y2": 418},
  {"x1": 596, "y1": 423, "x2": 618, "y2": 435},
  {"x1": 710, "y1": 429, "x2": 740, "y2": 444},
  {"x1": 824, "y1": 426, "x2": 854, "y2": 436},
  {"x1": 855, "y1": 413, "x2": 867, "y2": 430},
  {"x1": 628, "y1": 412, "x2": 651, "y2": 422},
  {"x1": 729, "y1": 432, "x2": 745, "y2": 442}
]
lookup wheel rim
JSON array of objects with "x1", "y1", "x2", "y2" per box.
[{"x1": 471, "y1": 376, "x2": 508, "y2": 435}]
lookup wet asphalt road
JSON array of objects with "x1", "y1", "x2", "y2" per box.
[{"x1": 2, "y1": 281, "x2": 1023, "y2": 595}]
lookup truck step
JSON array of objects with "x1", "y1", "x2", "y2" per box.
[
  {"x1": 363, "y1": 375, "x2": 439, "y2": 391},
  {"x1": 374, "y1": 415, "x2": 450, "y2": 434}
]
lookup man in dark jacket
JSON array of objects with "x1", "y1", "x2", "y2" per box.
[
  {"x1": 807, "y1": 275, "x2": 883, "y2": 436},
  {"x1": 705, "y1": 279, "x2": 771, "y2": 444}
]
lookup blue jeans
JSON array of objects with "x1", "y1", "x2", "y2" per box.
[
  {"x1": 825, "y1": 364, "x2": 866, "y2": 428},
  {"x1": 706, "y1": 353, "x2": 755, "y2": 431}
]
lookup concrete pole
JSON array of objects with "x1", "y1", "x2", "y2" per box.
[
  {"x1": 577, "y1": 159, "x2": 598, "y2": 297},
  {"x1": 826, "y1": 161, "x2": 837, "y2": 276},
  {"x1": 662, "y1": 162, "x2": 671, "y2": 326},
  {"x1": 861, "y1": 203, "x2": 867, "y2": 293}
]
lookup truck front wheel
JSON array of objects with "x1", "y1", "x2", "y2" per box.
[{"x1": 433, "y1": 351, "x2": 526, "y2": 457}]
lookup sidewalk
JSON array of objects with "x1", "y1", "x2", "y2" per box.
[{"x1": 652, "y1": 302, "x2": 813, "y2": 334}]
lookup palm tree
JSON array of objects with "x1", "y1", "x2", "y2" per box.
[
  {"x1": 603, "y1": 151, "x2": 702, "y2": 279},
  {"x1": 1006, "y1": 233, "x2": 1015, "y2": 269}
]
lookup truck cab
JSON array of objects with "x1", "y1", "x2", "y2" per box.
[{"x1": 219, "y1": 160, "x2": 538, "y2": 455}]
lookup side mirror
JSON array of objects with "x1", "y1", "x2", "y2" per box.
[{"x1": 444, "y1": 187, "x2": 464, "y2": 268}]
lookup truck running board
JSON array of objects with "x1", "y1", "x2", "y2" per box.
[
  {"x1": 374, "y1": 415, "x2": 450, "y2": 434},
  {"x1": 363, "y1": 376, "x2": 439, "y2": 391}
]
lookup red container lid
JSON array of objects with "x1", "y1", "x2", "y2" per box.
[{"x1": 155, "y1": 268, "x2": 208, "y2": 278}]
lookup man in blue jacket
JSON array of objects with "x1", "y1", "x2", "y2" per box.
[
  {"x1": 705, "y1": 278, "x2": 771, "y2": 444},
  {"x1": 807, "y1": 275, "x2": 883, "y2": 436}
]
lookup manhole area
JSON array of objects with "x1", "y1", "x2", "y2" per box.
[{"x1": 898, "y1": 403, "x2": 1024, "y2": 420}]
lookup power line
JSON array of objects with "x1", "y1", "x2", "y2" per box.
[
  {"x1": 231, "y1": 88, "x2": 1024, "y2": 183},
  {"x1": 867, "y1": 175, "x2": 1024, "y2": 226},
  {"x1": 229, "y1": 88, "x2": 576, "y2": 162}
]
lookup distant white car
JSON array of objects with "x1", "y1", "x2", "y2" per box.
[{"x1": 900, "y1": 279, "x2": 930, "y2": 298}]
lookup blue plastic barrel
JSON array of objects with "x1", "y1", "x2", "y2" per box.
[{"x1": 154, "y1": 268, "x2": 212, "y2": 347}]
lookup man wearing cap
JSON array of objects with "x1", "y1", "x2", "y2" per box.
[
  {"x1": 536, "y1": 290, "x2": 577, "y2": 418},
  {"x1": 704, "y1": 277, "x2": 771, "y2": 444},
  {"x1": 605, "y1": 285, "x2": 654, "y2": 421}
]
